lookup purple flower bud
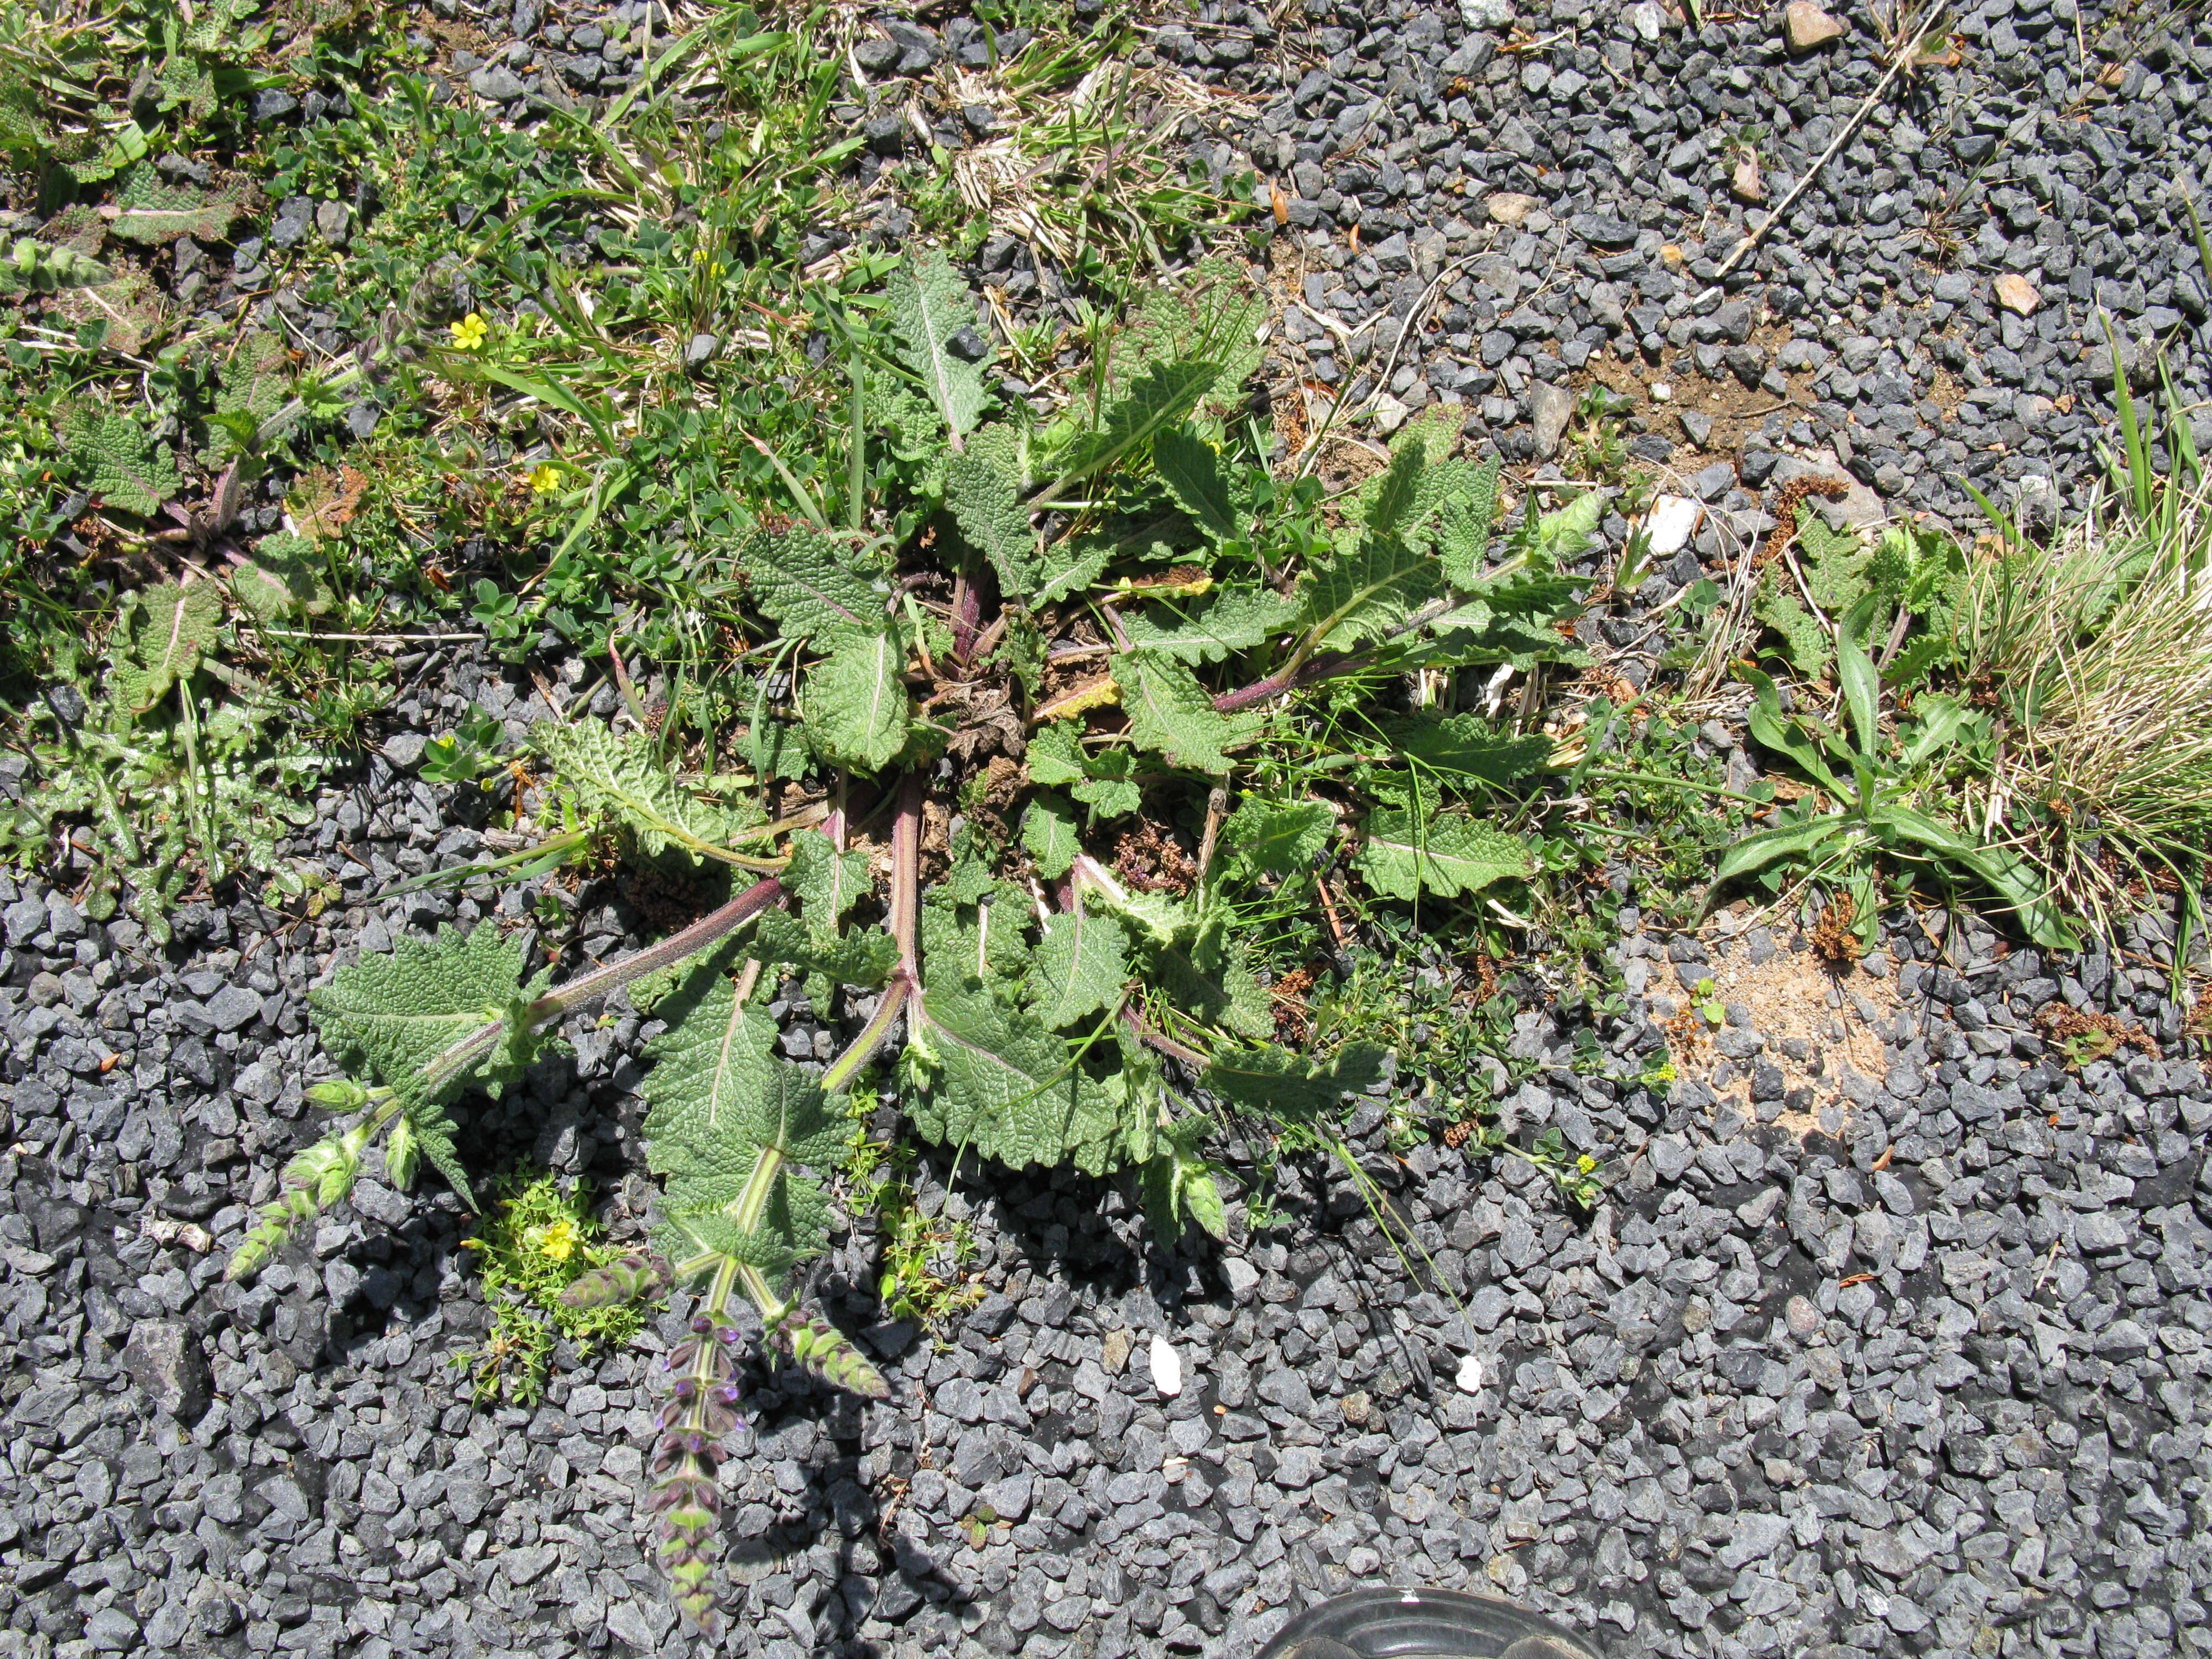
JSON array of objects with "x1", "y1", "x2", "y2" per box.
[{"x1": 690, "y1": 1314, "x2": 714, "y2": 1334}]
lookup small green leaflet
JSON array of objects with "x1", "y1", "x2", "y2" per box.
[
  {"x1": 1152, "y1": 425, "x2": 1239, "y2": 541},
  {"x1": 1356, "y1": 812, "x2": 1533, "y2": 901},
  {"x1": 909, "y1": 982, "x2": 1126, "y2": 1172},
  {"x1": 1528, "y1": 491, "x2": 1606, "y2": 560},
  {"x1": 1073, "y1": 750, "x2": 1143, "y2": 818},
  {"x1": 1138, "y1": 1117, "x2": 1228, "y2": 1245},
  {"x1": 109, "y1": 579, "x2": 222, "y2": 714},
  {"x1": 740, "y1": 525, "x2": 886, "y2": 640},
  {"x1": 885, "y1": 246, "x2": 988, "y2": 448},
  {"x1": 1028, "y1": 903, "x2": 1130, "y2": 1029},
  {"x1": 1025, "y1": 721, "x2": 1086, "y2": 787},
  {"x1": 804, "y1": 623, "x2": 911, "y2": 770},
  {"x1": 1218, "y1": 797, "x2": 1332, "y2": 875},
  {"x1": 1118, "y1": 586, "x2": 1298, "y2": 663},
  {"x1": 645, "y1": 960, "x2": 844, "y2": 1282},
  {"x1": 1200, "y1": 1041, "x2": 1389, "y2": 1119},
  {"x1": 752, "y1": 910, "x2": 899, "y2": 989},
  {"x1": 1112, "y1": 653, "x2": 1259, "y2": 774},
  {"x1": 1020, "y1": 794, "x2": 1079, "y2": 878},
  {"x1": 0, "y1": 237, "x2": 111, "y2": 294},
  {"x1": 1040, "y1": 359, "x2": 1219, "y2": 498},
  {"x1": 537, "y1": 720, "x2": 754, "y2": 864},
  {"x1": 780, "y1": 832, "x2": 872, "y2": 935},
  {"x1": 1297, "y1": 538, "x2": 1445, "y2": 653},
  {"x1": 946, "y1": 452, "x2": 1035, "y2": 597}
]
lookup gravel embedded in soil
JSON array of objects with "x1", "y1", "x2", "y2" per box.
[{"x1": 8, "y1": 0, "x2": 2212, "y2": 1655}]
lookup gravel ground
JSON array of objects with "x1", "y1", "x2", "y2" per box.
[{"x1": 7, "y1": 0, "x2": 2212, "y2": 1657}]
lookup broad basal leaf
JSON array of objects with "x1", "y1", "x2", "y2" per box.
[
  {"x1": 946, "y1": 452, "x2": 1036, "y2": 597},
  {"x1": 740, "y1": 525, "x2": 886, "y2": 640},
  {"x1": 109, "y1": 579, "x2": 222, "y2": 714},
  {"x1": 804, "y1": 623, "x2": 911, "y2": 771},
  {"x1": 539, "y1": 718, "x2": 756, "y2": 864},
  {"x1": 885, "y1": 246, "x2": 988, "y2": 447},
  {"x1": 1112, "y1": 653, "x2": 1260, "y2": 774},
  {"x1": 1028, "y1": 903, "x2": 1130, "y2": 1030},
  {"x1": 1356, "y1": 811, "x2": 1533, "y2": 901},
  {"x1": 1201, "y1": 1041, "x2": 1389, "y2": 1119},
  {"x1": 1118, "y1": 585, "x2": 1299, "y2": 664},
  {"x1": 1219, "y1": 797, "x2": 1333, "y2": 875},
  {"x1": 1153, "y1": 424, "x2": 1239, "y2": 541},
  {"x1": 1297, "y1": 537, "x2": 1446, "y2": 652},
  {"x1": 910, "y1": 981, "x2": 1126, "y2": 1171}
]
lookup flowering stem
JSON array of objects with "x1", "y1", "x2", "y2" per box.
[{"x1": 416, "y1": 875, "x2": 785, "y2": 1104}]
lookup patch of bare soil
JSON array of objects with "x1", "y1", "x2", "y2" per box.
[{"x1": 1655, "y1": 916, "x2": 1900, "y2": 1138}]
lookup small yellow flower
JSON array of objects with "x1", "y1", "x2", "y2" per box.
[
  {"x1": 529, "y1": 1218, "x2": 579, "y2": 1262},
  {"x1": 449, "y1": 312, "x2": 489, "y2": 351},
  {"x1": 526, "y1": 462, "x2": 561, "y2": 494},
  {"x1": 1576, "y1": 1155, "x2": 1599, "y2": 1175}
]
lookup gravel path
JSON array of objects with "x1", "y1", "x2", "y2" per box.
[{"x1": 7, "y1": 1, "x2": 2212, "y2": 1657}]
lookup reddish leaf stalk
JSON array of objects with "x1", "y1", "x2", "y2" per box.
[{"x1": 821, "y1": 773, "x2": 924, "y2": 1094}]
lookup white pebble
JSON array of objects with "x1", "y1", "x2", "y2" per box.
[
  {"x1": 1455, "y1": 1353, "x2": 1485, "y2": 1394},
  {"x1": 1150, "y1": 1333, "x2": 1183, "y2": 1397},
  {"x1": 1650, "y1": 381, "x2": 1673, "y2": 401}
]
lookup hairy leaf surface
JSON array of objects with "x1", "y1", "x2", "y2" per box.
[
  {"x1": 1152, "y1": 425, "x2": 1238, "y2": 540},
  {"x1": 1219, "y1": 797, "x2": 1333, "y2": 875},
  {"x1": 1378, "y1": 713, "x2": 1552, "y2": 785},
  {"x1": 1045, "y1": 360, "x2": 1219, "y2": 494},
  {"x1": 804, "y1": 623, "x2": 911, "y2": 770},
  {"x1": 1113, "y1": 652, "x2": 1259, "y2": 774},
  {"x1": 885, "y1": 247, "x2": 987, "y2": 447},
  {"x1": 1201, "y1": 1042, "x2": 1390, "y2": 1118},
  {"x1": 109, "y1": 580, "x2": 221, "y2": 714},
  {"x1": 1298, "y1": 538, "x2": 1445, "y2": 651},
  {"x1": 910, "y1": 982, "x2": 1125, "y2": 1171},
  {"x1": 73, "y1": 408, "x2": 178, "y2": 518},
  {"x1": 742, "y1": 525, "x2": 885, "y2": 640},
  {"x1": 1020, "y1": 795, "x2": 1079, "y2": 878},
  {"x1": 538, "y1": 719, "x2": 754, "y2": 864},
  {"x1": 644, "y1": 958, "x2": 843, "y2": 1284},
  {"x1": 1118, "y1": 585, "x2": 1298, "y2": 663},
  {"x1": 1028, "y1": 904, "x2": 1130, "y2": 1029},
  {"x1": 947, "y1": 452, "x2": 1035, "y2": 597},
  {"x1": 1356, "y1": 812, "x2": 1532, "y2": 900}
]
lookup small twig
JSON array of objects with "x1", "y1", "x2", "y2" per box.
[
  {"x1": 1712, "y1": 14, "x2": 1941, "y2": 279},
  {"x1": 254, "y1": 629, "x2": 488, "y2": 643},
  {"x1": 1292, "y1": 254, "x2": 1474, "y2": 482}
]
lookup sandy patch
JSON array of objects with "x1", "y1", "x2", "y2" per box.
[{"x1": 1653, "y1": 918, "x2": 1900, "y2": 1135}]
